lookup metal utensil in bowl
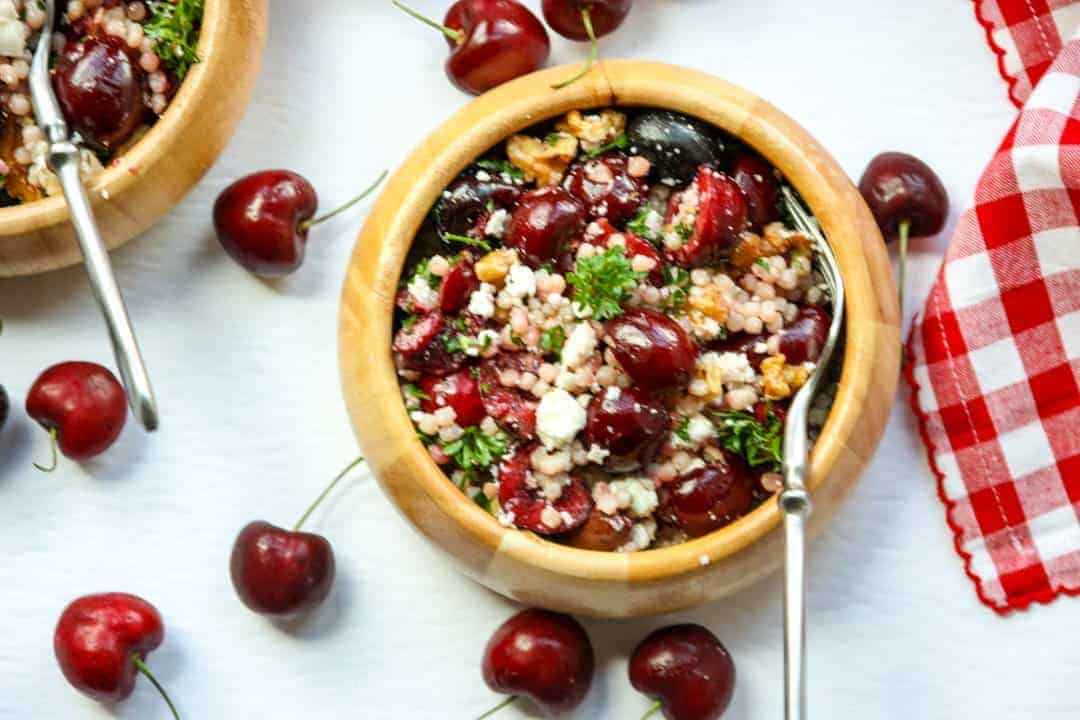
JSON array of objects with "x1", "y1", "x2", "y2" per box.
[
  {"x1": 778, "y1": 187, "x2": 845, "y2": 720},
  {"x1": 29, "y1": 0, "x2": 158, "y2": 431}
]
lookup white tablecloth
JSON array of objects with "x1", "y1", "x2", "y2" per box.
[{"x1": 4, "y1": 1, "x2": 1076, "y2": 718}]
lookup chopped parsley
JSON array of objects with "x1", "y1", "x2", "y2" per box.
[
  {"x1": 441, "y1": 426, "x2": 510, "y2": 473},
  {"x1": 540, "y1": 326, "x2": 566, "y2": 357},
  {"x1": 144, "y1": 0, "x2": 204, "y2": 81},
  {"x1": 476, "y1": 159, "x2": 524, "y2": 179},
  {"x1": 660, "y1": 264, "x2": 691, "y2": 310},
  {"x1": 544, "y1": 132, "x2": 564, "y2": 145},
  {"x1": 443, "y1": 232, "x2": 492, "y2": 252},
  {"x1": 403, "y1": 383, "x2": 429, "y2": 401},
  {"x1": 754, "y1": 257, "x2": 771, "y2": 271},
  {"x1": 674, "y1": 417, "x2": 691, "y2": 443},
  {"x1": 713, "y1": 408, "x2": 783, "y2": 472},
  {"x1": 585, "y1": 133, "x2": 629, "y2": 158},
  {"x1": 567, "y1": 245, "x2": 645, "y2": 320},
  {"x1": 445, "y1": 332, "x2": 493, "y2": 355},
  {"x1": 626, "y1": 206, "x2": 660, "y2": 243}
]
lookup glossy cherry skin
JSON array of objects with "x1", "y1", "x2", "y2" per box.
[
  {"x1": 629, "y1": 624, "x2": 736, "y2": 720},
  {"x1": 26, "y1": 362, "x2": 126, "y2": 460},
  {"x1": 54, "y1": 35, "x2": 145, "y2": 150},
  {"x1": 436, "y1": 169, "x2": 522, "y2": 240},
  {"x1": 626, "y1": 111, "x2": 723, "y2": 184},
  {"x1": 443, "y1": 0, "x2": 550, "y2": 95},
  {"x1": 482, "y1": 608, "x2": 594, "y2": 716},
  {"x1": 564, "y1": 153, "x2": 647, "y2": 225},
  {"x1": 439, "y1": 257, "x2": 479, "y2": 313},
  {"x1": 658, "y1": 462, "x2": 754, "y2": 538},
  {"x1": 562, "y1": 508, "x2": 633, "y2": 551},
  {"x1": 730, "y1": 152, "x2": 780, "y2": 228},
  {"x1": 54, "y1": 593, "x2": 164, "y2": 703},
  {"x1": 858, "y1": 152, "x2": 948, "y2": 240},
  {"x1": 420, "y1": 369, "x2": 485, "y2": 426},
  {"x1": 606, "y1": 309, "x2": 698, "y2": 393},
  {"x1": 230, "y1": 521, "x2": 335, "y2": 618},
  {"x1": 394, "y1": 311, "x2": 477, "y2": 377},
  {"x1": 584, "y1": 386, "x2": 669, "y2": 470},
  {"x1": 506, "y1": 187, "x2": 587, "y2": 267},
  {"x1": 777, "y1": 305, "x2": 830, "y2": 365},
  {"x1": 542, "y1": 0, "x2": 632, "y2": 40},
  {"x1": 213, "y1": 170, "x2": 319, "y2": 276},
  {"x1": 665, "y1": 166, "x2": 749, "y2": 267},
  {"x1": 498, "y1": 445, "x2": 593, "y2": 534}
]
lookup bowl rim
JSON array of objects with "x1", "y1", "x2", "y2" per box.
[
  {"x1": 0, "y1": 0, "x2": 226, "y2": 233},
  {"x1": 340, "y1": 59, "x2": 898, "y2": 588}
]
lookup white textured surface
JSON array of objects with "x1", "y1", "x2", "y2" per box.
[{"x1": 1, "y1": 1, "x2": 1075, "y2": 718}]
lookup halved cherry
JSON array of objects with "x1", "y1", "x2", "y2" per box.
[
  {"x1": 665, "y1": 166, "x2": 749, "y2": 268},
  {"x1": 561, "y1": 508, "x2": 633, "y2": 551},
  {"x1": 777, "y1": 305, "x2": 830, "y2": 365},
  {"x1": 439, "y1": 257, "x2": 479, "y2": 313},
  {"x1": 730, "y1": 152, "x2": 780, "y2": 228},
  {"x1": 393, "y1": 312, "x2": 474, "y2": 376},
  {"x1": 505, "y1": 187, "x2": 587, "y2": 267},
  {"x1": 436, "y1": 169, "x2": 522, "y2": 240},
  {"x1": 498, "y1": 445, "x2": 593, "y2": 534},
  {"x1": 564, "y1": 153, "x2": 647, "y2": 225},
  {"x1": 584, "y1": 386, "x2": 669, "y2": 470},
  {"x1": 622, "y1": 232, "x2": 664, "y2": 286},
  {"x1": 420, "y1": 369, "x2": 485, "y2": 426},
  {"x1": 658, "y1": 461, "x2": 755, "y2": 538},
  {"x1": 606, "y1": 309, "x2": 698, "y2": 393},
  {"x1": 479, "y1": 362, "x2": 538, "y2": 439},
  {"x1": 393, "y1": 311, "x2": 443, "y2": 355}
]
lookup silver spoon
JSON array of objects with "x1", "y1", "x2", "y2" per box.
[
  {"x1": 777, "y1": 187, "x2": 845, "y2": 720},
  {"x1": 28, "y1": 0, "x2": 158, "y2": 431}
]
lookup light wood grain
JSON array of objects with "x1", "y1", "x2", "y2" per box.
[
  {"x1": 339, "y1": 61, "x2": 900, "y2": 618},
  {"x1": 0, "y1": 0, "x2": 268, "y2": 278}
]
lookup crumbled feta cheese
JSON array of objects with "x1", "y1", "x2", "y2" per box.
[
  {"x1": 536, "y1": 388, "x2": 586, "y2": 449},
  {"x1": 619, "y1": 519, "x2": 658, "y2": 552},
  {"x1": 560, "y1": 322, "x2": 597, "y2": 370},
  {"x1": 475, "y1": 170, "x2": 492, "y2": 182},
  {"x1": 586, "y1": 445, "x2": 610, "y2": 464},
  {"x1": 540, "y1": 505, "x2": 563, "y2": 529},
  {"x1": 505, "y1": 264, "x2": 536, "y2": 299},
  {"x1": 609, "y1": 477, "x2": 659, "y2": 518},
  {"x1": 484, "y1": 208, "x2": 509, "y2": 239},
  {"x1": 407, "y1": 275, "x2": 439, "y2": 311},
  {"x1": 467, "y1": 284, "x2": 496, "y2": 318},
  {"x1": 687, "y1": 415, "x2": 715, "y2": 444},
  {"x1": 699, "y1": 351, "x2": 756, "y2": 385}
]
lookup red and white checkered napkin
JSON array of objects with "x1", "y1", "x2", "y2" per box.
[{"x1": 906, "y1": 20, "x2": 1080, "y2": 612}]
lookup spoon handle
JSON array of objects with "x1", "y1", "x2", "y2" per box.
[
  {"x1": 781, "y1": 486, "x2": 810, "y2": 720},
  {"x1": 51, "y1": 144, "x2": 159, "y2": 431}
]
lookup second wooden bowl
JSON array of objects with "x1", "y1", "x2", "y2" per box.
[
  {"x1": 0, "y1": 0, "x2": 268, "y2": 277},
  {"x1": 339, "y1": 61, "x2": 900, "y2": 618}
]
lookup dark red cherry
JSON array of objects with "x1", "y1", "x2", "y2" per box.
[
  {"x1": 665, "y1": 166, "x2": 749, "y2": 268},
  {"x1": 858, "y1": 152, "x2": 948, "y2": 240},
  {"x1": 630, "y1": 624, "x2": 736, "y2": 720},
  {"x1": 562, "y1": 508, "x2": 633, "y2": 551},
  {"x1": 730, "y1": 152, "x2": 780, "y2": 228},
  {"x1": 565, "y1": 153, "x2": 647, "y2": 224},
  {"x1": 505, "y1": 187, "x2": 587, "y2": 267},
  {"x1": 623, "y1": 231, "x2": 665, "y2": 285},
  {"x1": 394, "y1": 0, "x2": 550, "y2": 96},
  {"x1": 420, "y1": 369, "x2": 485, "y2": 426},
  {"x1": 606, "y1": 309, "x2": 698, "y2": 393},
  {"x1": 542, "y1": 0, "x2": 632, "y2": 40},
  {"x1": 481, "y1": 608, "x2": 594, "y2": 716},
  {"x1": 498, "y1": 445, "x2": 593, "y2": 534},
  {"x1": 438, "y1": 257, "x2": 479, "y2": 313},
  {"x1": 436, "y1": 168, "x2": 522, "y2": 240},
  {"x1": 392, "y1": 311, "x2": 474, "y2": 376},
  {"x1": 230, "y1": 521, "x2": 335, "y2": 618},
  {"x1": 584, "y1": 386, "x2": 669, "y2": 470},
  {"x1": 777, "y1": 306, "x2": 830, "y2": 365},
  {"x1": 658, "y1": 462, "x2": 754, "y2": 538},
  {"x1": 54, "y1": 35, "x2": 144, "y2": 150},
  {"x1": 26, "y1": 361, "x2": 127, "y2": 467},
  {"x1": 626, "y1": 111, "x2": 722, "y2": 184}
]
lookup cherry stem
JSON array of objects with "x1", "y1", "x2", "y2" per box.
[
  {"x1": 640, "y1": 700, "x2": 663, "y2": 720},
  {"x1": 552, "y1": 8, "x2": 598, "y2": 89},
  {"x1": 294, "y1": 456, "x2": 366, "y2": 532},
  {"x1": 391, "y1": 0, "x2": 464, "y2": 44},
  {"x1": 475, "y1": 695, "x2": 517, "y2": 720},
  {"x1": 132, "y1": 655, "x2": 180, "y2": 720},
  {"x1": 32, "y1": 427, "x2": 58, "y2": 473},
  {"x1": 300, "y1": 170, "x2": 388, "y2": 231},
  {"x1": 897, "y1": 217, "x2": 910, "y2": 320}
]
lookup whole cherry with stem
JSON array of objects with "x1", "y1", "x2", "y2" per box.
[
  {"x1": 477, "y1": 608, "x2": 594, "y2": 718},
  {"x1": 545, "y1": 0, "x2": 633, "y2": 88},
  {"x1": 858, "y1": 152, "x2": 949, "y2": 318},
  {"x1": 26, "y1": 361, "x2": 127, "y2": 472},
  {"x1": 630, "y1": 624, "x2": 735, "y2": 720},
  {"x1": 230, "y1": 456, "x2": 365, "y2": 618},
  {"x1": 392, "y1": 0, "x2": 550, "y2": 96},
  {"x1": 214, "y1": 170, "x2": 386, "y2": 276},
  {"x1": 54, "y1": 593, "x2": 180, "y2": 719}
]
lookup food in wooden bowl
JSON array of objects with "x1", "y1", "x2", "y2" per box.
[
  {"x1": 340, "y1": 61, "x2": 900, "y2": 617},
  {"x1": 0, "y1": 0, "x2": 267, "y2": 277}
]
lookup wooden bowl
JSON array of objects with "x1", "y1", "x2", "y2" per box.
[
  {"x1": 339, "y1": 61, "x2": 900, "y2": 618},
  {"x1": 0, "y1": 0, "x2": 268, "y2": 277}
]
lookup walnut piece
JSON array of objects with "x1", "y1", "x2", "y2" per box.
[
  {"x1": 506, "y1": 133, "x2": 578, "y2": 187},
  {"x1": 555, "y1": 109, "x2": 626, "y2": 150},
  {"x1": 730, "y1": 222, "x2": 814, "y2": 272},
  {"x1": 761, "y1": 354, "x2": 810, "y2": 400},
  {"x1": 475, "y1": 248, "x2": 519, "y2": 285}
]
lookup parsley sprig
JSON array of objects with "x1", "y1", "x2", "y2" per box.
[
  {"x1": 144, "y1": 0, "x2": 204, "y2": 81},
  {"x1": 625, "y1": 206, "x2": 660, "y2": 243},
  {"x1": 443, "y1": 232, "x2": 492, "y2": 251},
  {"x1": 476, "y1": 159, "x2": 524, "y2": 180},
  {"x1": 585, "y1": 133, "x2": 629, "y2": 158},
  {"x1": 567, "y1": 246, "x2": 645, "y2": 320},
  {"x1": 713, "y1": 408, "x2": 783, "y2": 471},
  {"x1": 441, "y1": 426, "x2": 510, "y2": 473}
]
